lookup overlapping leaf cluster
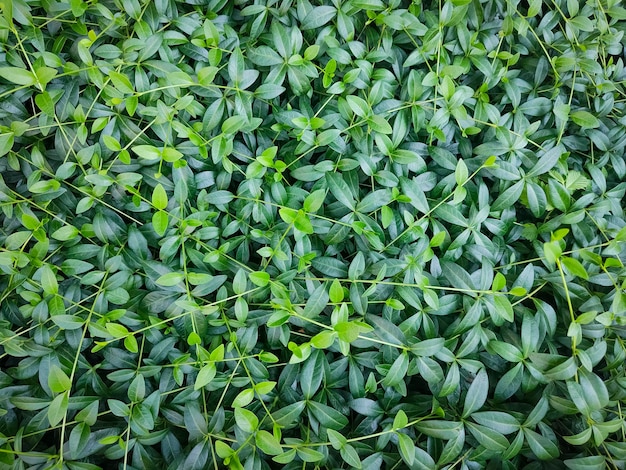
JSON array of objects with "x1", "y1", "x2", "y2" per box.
[{"x1": 1, "y1": 0, "x2": 626, "y2": 468}]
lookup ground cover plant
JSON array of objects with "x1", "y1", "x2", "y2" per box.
[{"x1": 0, "y1": 0, "x2": 626, "y2": 468}]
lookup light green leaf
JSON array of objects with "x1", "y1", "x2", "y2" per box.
[
  {"x1": 108, "y1": 71, "x2": 134, "y2": 93},
  {"x1": 156, "y1": 272, "x2": 185, "y2": 286},
  {"x1": 152, "y1": 184, "x2": 168, "y2": 210},
  {"x1": 234, "y1": 407, "x2": 259, "y2": 433},
  {"x1": 255, "y1": 430, "x2": 282, "y2": 455},
  {"x1": 249, "y1": 271, "x2": 270, "y2": 287},
  {"x1": 571, "y1": 110, "x2": 600, "y2": 129},
  {"x1": 194, "y1": 363, "x2": 216, "y2": 390},
  {"x1": 132, "y1": 145, "x2": 161, "y2": 160},
  {"x1": 48, "y1": 391, "x2": 69, "y2": 426},
  {"x1": 0, "y1": 67, "x2": 36, "y2": 86},
  {"x1": 48, "y1": 365, "x2": 72, "y2": 394},
  {"x1": 397, "y1": 432, "x2": 414, "y2": 466},
  {"x1": 152, "y1": 211, "x2": 168, "y2": 236},
  {"x1": 40, "y1": 265, "x2": 58, "y2": 295}
]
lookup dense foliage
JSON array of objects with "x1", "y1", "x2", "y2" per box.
[{"x1": 1, "y1": 0, "x2": 626, "y2": 468}]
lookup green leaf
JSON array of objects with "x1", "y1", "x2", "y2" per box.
[
  {"x1": 273, "y1": 401, "x2": 305, "y2": 427},
  {"x1": 304, "y1": 283, "x2": 329, "y2": 318},
  {"x1": 249, "y1": 46, "x2": 283, "y2": 66},
  {"x1": 156, "y1": 272, "x2": 185, "y2": 286},
  {"x1": 340, "y1": 444, "x2": 361, "y2": 468},
  {"x1": 249, "y1": 271, "x2": 270, "y2": 287},
  {"x1": 29, "y1": 179, "x2": 61, "y2": 194},
  {"x1": 346, "y1": 95, "x2": 370, "y2": 117},
  {"x1": 300, "y1": 349, "x2": 325, "y2": 398},
  {"x1": 543, "y1": 240, "x2": 563, "y2": 264},
  {"x1": 127, "y1": 374, "x2": 145, "y2": 402},
  {"x1": 296, "y1": 447, "x2": 324, "y2": 463},
  {"x1": 194, "y1": 363, "x2": 216, "y2": 390},
  {"x1": 51, "y1": 315, "x2": 85, "y2": 330},
  {"x1": 198, "y1": 66, "x2": 218, "y2": 85},
  {"x1": 563, "y1": 427, "x2": 592, "y2": 446},
  {"x1": 51, "y1": 225, "x2": 79, "y2": 241},
  {"x1": 48, "y1": 391, "x2": 69, "y2": 426},
  {"x1": 48, "y1": 365, "x2": 72, "y2": 393},
  {"x1": 571, "y1": 110, "x2": 600, "y2": 129},
  {"x1": 334, "y1": 321, "x2": 360, "y2": 343},
  {"x1": 215, "y1": 440, "x2": 232, "y2": 458},
  {"x1": 329, "y1": 279, "x2": 344, "y2": 303},
  {"x1": 105, "y1": 323, "x2": 129, "y2": 338},
  {"x1": 234, "y1": 407, "x2": 259, "y2": 433},
  {"x1": 205, "y1": 190, "x2": 234, "y2": 205},
  {"x1": 273, "y1": 449, "x2": 297, "y2": 464},
  {"x1": 543, "y1": 357, "x2": 577, "y2": 381},
  {"x1": 488, "y1": 341, "x2": 524, "y2": 363},
  {"x1": 232, "y1": 388, "x2": 254, "y2": 408},
  {"x1": 561, "y1": 257, "x2": 588, "y2": 279},
  {"x1": 152, "y1": 184, "x2": 168, "y2": 210},
  {"x1": 327, "y1": 428, "x2": 347, "y2": 450},
  {"x1": 471, "y1": 411, "x2": 520, "y2": 435},
  {"x1": 410, "y1": 338, "x2": 444, "y2": 356},
  {"x1": 0, "y1": 132, "x2": 14, "y2": 157},
  {"x1": 493, "y1": 295, "x2": 514, "y2": 322},
  {"x1": 455, "y1": 158, "x2": 468, "y2": 185},
  {"x1": 466, "y1": 422, "x2": 509, "y2": 452},
  {"x1": 311, "y1": 330, "x2": 336, "y2": 349},
  {"x1": 301, "y1": 6, "x2": 336, "y2": 30},
  {"x1": 326, "y1": 173, "x2": 355, "y2": 210},
  {"x1": 132, "y1": 145, "x2": 161, "y2": 160},
  {"x1": 348, "y1": 252, "x2": 365, "y2": 280},
  {"x1": 152, "y1": 211, "x2": 168, "y2": 236},
  {"x1": 0, "y1": 67, "x2": 36, "y2": 86},
  {"x1": 524, "y1": 428, "x2": 559, "y2": 460},
  {"x1": 415, "y1": 420, "x2": 463, "y2": 440},
  {"x1": 368, "y1": 115, "x2": 393, "y2": 134},
  {"x1": 108, "y1": 71, "x2": 134, "y2": 94},
  {"x1": 352, "y1": 0, "x2": 385, "y2": 10},
  {"x1": 40, "y1": 265, "x2": 58, "y2": 295},
  {"x1": 382, "y1": 352, "x2": 409, "y2": 387},
  {"x1": 397, "y1": 432, "x2": 415, "y2": 466},
  {"x1": 303, "y1": 189, "x2": 326, "y2": 213},
  {"x1": 69, "y1": 422, "x2": 90, "y2": 458},
  {"x1": 317, "y1": 129, "x2": 341, "y2": 146},
  {"x1": 564, "y1": 456, "x2": 606, "y2": 469},
  {"x1": 462, "y1": 368, "x2": 488, "y2": 417},
  {"x1": 255, "y1": 430, "x2": 283, "y2": 455},
  {"x1": 492, "y1": 180, "x2": 524, "y2": 211},
  {"x1": 527, "y1": 145, "x2": 564, "y2": 177},
  {"x1": 578, "y1": 371, "x2": 609, "y2": 411},
  {"x1": 308, "y1": 401, "x2": 349, "y2": 430},
  {"x1": 413, "y1": 446, "x2": 437, "y2": 470}
]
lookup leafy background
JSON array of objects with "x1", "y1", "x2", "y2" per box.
[{"x1": 1, "y1": 0, "x2": 626, "y2": 469}]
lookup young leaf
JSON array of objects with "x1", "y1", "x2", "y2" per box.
[
  {"x1": 48, "y1": 392, "x2": 69, "y2": 426},
  {"x1": 194, "y1": 363, "x2": 216, "y2": 390},
  {"x1": 0, "y1": 67, "x2": 36, "y2": 86},
  {"x1": 48, "y1": 365, "x2": 72, "y2": 394},
  {"x1": 256, "y1": 430, "x2": 283, "y2": 455},
  {"x1": 152, "y1": 184, "x2": 168, "y2": 210}
]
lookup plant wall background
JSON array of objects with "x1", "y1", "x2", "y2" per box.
[{"x1": 0, "y1": 0, "x2": 626, "y2": 469}]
